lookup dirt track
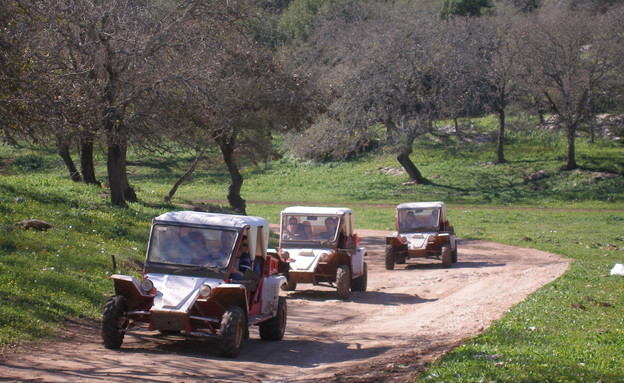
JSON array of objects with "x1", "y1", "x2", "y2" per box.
[{"x1": 0, "y1": 230, "x2": 571, "y2": 382}]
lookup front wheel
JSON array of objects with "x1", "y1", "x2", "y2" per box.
[
  {"x1": 385, "y1": 245, "x2": 395, "y2": 270},
  {"x1": 101, "y1": 295, "x2": 128, "y2": 349},
  {"x1": 351, "y1": 262, "x2": 367, "y2": 292},
  {"x1": 280, "y1": 277, "x2": 297, "y2": 291},
  {"x1": 441, "y1": 245, "x2": 452, "y2": 268},
  {"x1": 336, "y1": 264, "x2": 351, "y2": 300},
  {"x1": 452, "y1": 247, "x2": 458, "y2": 263},
  {"x1": 220, "y1": 306, "x2": 245, "y2": 358},
  {"x1": 259, "y1": 297, "x2": 287, "y2": 341}
]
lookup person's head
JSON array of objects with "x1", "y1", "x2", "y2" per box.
[
  {"x1": 288, "y1": 217, "x2": 298, "y2": 231},
  {"x1": 324, "y1": 217, "x2": 336, "y2": 231},
  {"x1": 303, "y1": 221, "x2": 312, "y2": 233},
  {"x1": 239, "y1": 236, "x2": 249, "y2": 254},
  {"x1": 406, "y1": 211, "x2": 416, "y2": 223}
]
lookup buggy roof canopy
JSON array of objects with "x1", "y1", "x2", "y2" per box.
[
  {"x1": 153, "y1": 211, "x2": 269, "y2": 259},
  {"x1": 397, "y1": 202, "x2": 446, "y2": 210},
  {"x1": 280, "y1": 206, "x2": 353, "y2": 216},
  {"x1": 154, "y1": 211, "x2": 268, "y2": 229}
]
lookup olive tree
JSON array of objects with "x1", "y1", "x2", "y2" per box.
[
  {"x1": 148, "y1": 2, "x2": 324, "y2": 213},
  {"x1": 18, "y1": 0, "x2": 217, "y2": 206}
]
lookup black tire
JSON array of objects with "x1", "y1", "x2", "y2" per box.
[
  {"x1": 441, "y1": 245, "x2": 452, "y2": 268},
  {"x1": 452, "y1": 246, "x2": 458, "y2": 263},
  {"x1": 220, "y1": 306, "x2": 245, "y2": 358},
  {"x1": 280, "y1": 277, "x2": 297, "y2": 291},
  {"x1": 336, "y1": 264, "x2": 351, "y2": 300},
  {"x1": 385, "y1": 245, "x2": 395, "y2": 270},
  {"x1": 101, "y1": 295, "x2": 128, "y2": 349},
  {"x1": 350, "y1": 261, "x2": 367, "y2": 292},
  {"x1": 259, "y1": 297, "x2": 287, "y2": 341}
]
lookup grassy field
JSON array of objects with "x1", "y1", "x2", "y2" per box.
[{"x1": 0, "y1": 127, "x2": 623, "y2": 381}]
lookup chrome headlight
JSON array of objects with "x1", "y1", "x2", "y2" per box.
[
  {"x1": 140, "y1": 278, "x2": 154, "y2": 294},
  {"x1": 199, "y1": 284, "x2": 212, "y2": 298}
]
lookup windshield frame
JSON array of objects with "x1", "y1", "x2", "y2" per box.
[
  {"x1": 144, "y1": 223, "x2": 240, "y2": 277},
  {"x1": 279, "y1": 213, "x2": 342, "y2": 247},
  {"x1": 397, "y1": 207, "x2": 441, "y2": 233}
]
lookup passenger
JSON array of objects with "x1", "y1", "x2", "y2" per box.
[
  {"x1": 231, "y1": 236, "x2": 252, "y2": 281},
  {"x1": 319, "y1": 217, "x2": 337, "y2": 240},
  {"x1": 188, "y1": 231, "x2": 208, "y2": 265},
  {"x1": 302, "y1": 221, "x2": 313, "y2": 239},
  {"x1": 295, "y1": 223, "x2": 308, "y2": 239},
  {"x1": 214, "y1": 230, "x2": 236, "y2": 263},
  {"x1": 402, "y1": 211, "x2": 418, "y2": 229}
]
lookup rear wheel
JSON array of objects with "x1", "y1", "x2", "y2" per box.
[
  {"x1": 220, "y1": 306, "x2": 245, "y2": 358},
  {"x1": 385, "y1": 245, "x2": 395, "y2": 270},
  {"x1": 259, "y1": 297, "x2": 287, "y2": 341},
  {"x1": 101, "y1": 295, "x2": 128, "y2": 349},
  {"x1": 452, "y1": 246, "x2": 458, "y2": 263},
  {"x1": 441, "y1": 245, "x2": 452, "y2": 268},
  {"x1": 336, "y1": 264, "x2": 351, "y2": 300},
  {"x1": 350, "y1": 262, "x2": 367, "y2": 292}
]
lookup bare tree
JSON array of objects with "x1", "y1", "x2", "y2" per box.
[
  {"x1": 521, "y1": 7, "x2": 624, "y2": 170},
  {"x1": 20, "y1": 0, "x2": 213, "y2": 206},
  {"x1": 472, "y1": 16, "x2": 527, "y2": 164}
]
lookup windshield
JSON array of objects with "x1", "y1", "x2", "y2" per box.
[
  {"x1": 281, "y1": 214, "x2": 340, "y2": 243},
  {"x1": 397, "y1": 208, "x2": 440, "y2": 233},
  {"x1": 147, "y1": 224, "x2": 237, "y2": 268}
]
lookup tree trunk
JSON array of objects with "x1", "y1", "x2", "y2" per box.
[
  {"x1": 565, "y1": 123, "x2": 577, "y2": 170},
  {"x1": 453, "y1": 117, "x2": 461, "y2": 138},
  {"x1": 165, "y1": 148, "x2": 206, "y2": 203},
  {"x1": 58, "y1": 142, "x2": 82, "y2": 182},
  {"x1": 106, "y1": 132, "x2": 136, "y2": 207},
  {"x1": 496, "y1": 108, "x2": 506, "y2": 164},
  {"x1": 537, "y1": 103, "x2": 546, "y2": 125},
  {"x1": 219, "y1": 140, "x2": 246, "y2": 214},
  {"x1": 396, "y1": 140, "x2": 425, "y2": 184},
  {"x1": 80, "y1": 135, "x2": 100, "y2": 185}
]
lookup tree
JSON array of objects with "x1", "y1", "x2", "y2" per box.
[
  {"x1": 471, "y1": 16, "x2": 527, "y2": 164},
  {"x1": 521, "y1": 7, "x2": 624, "y2": 170},
  {"x1": 19, "y1": 0, "x2": 224, "y2": 206},
  {"x1": 440, "y1": 0, "x2": 493, "y2": 19},
  {"x1": 148, "y1": 2, "x2": 324, "y2": 213},
  {"x1": 344, "y1": 10, "x2": 442, "y2": 183}
]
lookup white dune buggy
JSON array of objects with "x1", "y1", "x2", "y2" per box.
[
  {"x1": 385, "y1": 202, "x2": 458, "y2": 270},
  {"x1": 276, "y1": 206, "x2": 367, "y2": 300},
  {"x1": 101, "y1": 211, "x2": 287, "y2": 358}
]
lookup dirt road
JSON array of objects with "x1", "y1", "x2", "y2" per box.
[{"x1": 0, "y1": 230, "x2": 570, "y2": 382}]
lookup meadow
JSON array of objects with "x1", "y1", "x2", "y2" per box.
[{"x1": 0, "y1": 126, "x2": 623, "y2": 381}]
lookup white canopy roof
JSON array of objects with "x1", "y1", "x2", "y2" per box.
[
  {"x1": 280, "y1": 206, "x2": 353, "y2": 216},
  {"x1": 397, "y1": 202, "x2": 446, "y2": 210},
  {"x1": 154, "y1": 211, "x2": 268, "y2": 228},
  {"x1": 153, "y1": 211, "x2": 269, "y2": 259}
]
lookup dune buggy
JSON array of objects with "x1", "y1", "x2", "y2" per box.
[
  {"x1": 101, "y1": 211, "x2": 287, "y2": 358},
  {"x1": 276, "y1": 206, "x2": 367, "y2": 300},
  {"x1": 385, "y1": 202, "x2": 457, "y2": 270}
]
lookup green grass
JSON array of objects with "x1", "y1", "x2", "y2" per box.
[{"x1": 1, "y1": 128, "x2": 623, "y2": 381}]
